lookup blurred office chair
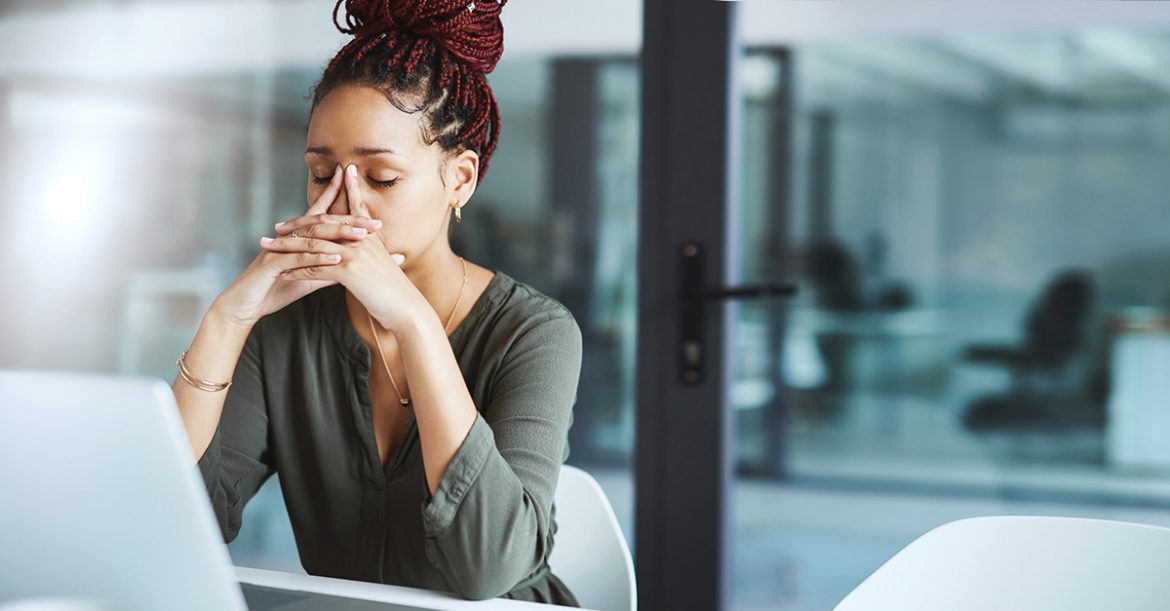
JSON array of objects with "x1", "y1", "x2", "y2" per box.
[
  {"x1": 834, "y1": 516, "x2": 1170, "y2": 611},
  {"x1": 962, "y1": 269, "x2": 1098, "y2": 430},
  {"x1": 549, "y1": 465, "x2": 637, "y2": 611}
]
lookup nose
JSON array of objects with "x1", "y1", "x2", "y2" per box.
[{"x1": 325, "y1": 181, "x2": 350, "y2": 216}]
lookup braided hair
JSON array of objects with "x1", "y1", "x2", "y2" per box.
[{"x1": 313, "y1": 0, "x2": 507, "y2": 186}]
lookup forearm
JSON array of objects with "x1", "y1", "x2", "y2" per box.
[
  {"x1": 172, "y1": 301, "x2": 253, "y2": 463},
  {"x1": 421, "y1": 417, "x2": 553, "y2": 599},
  {"x1": 409, "y1": 312, "x2": 583, "y2": 599},
  {"x1": 397, "y1": 312, "x2": 479, "y2": 496}
]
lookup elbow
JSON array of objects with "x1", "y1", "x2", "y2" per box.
[
  {"x1": 451, "y1": 573, "x2": 518, "y2": 601},
  {"x1": 428, "y1": 540, "x2": 529, "y2": 601},
  {"x1": 449, "y1": 554, "x2": 544, "y2": 601},
  {"x1": 213, "y1": 502, "x2": 242, "y2": 544},
  {"x1": 431, "y1": 495, "x2": 551, "y2": 600},
  {"x1": 450, "y1": 531, "x2": 548, "y2": 599},
  {"x1": 202, "y1": 480, "x2": 242, "y2": 544},
  {"x1": 454, "y1": 586, "x2": 503, "y2": 602}
]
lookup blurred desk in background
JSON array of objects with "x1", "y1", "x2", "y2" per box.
[
  {"x1": 786, "y1": 308, "x2": 950, "y2": 431},
  {"x1": 1107, "y1": 309, "x2": 1170, "y2": 470}
]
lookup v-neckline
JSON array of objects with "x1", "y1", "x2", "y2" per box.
[
  {"x1": 329, "y1": 271, "x2": 506, "y2": 483},
  {"x1": 381, "y1": 410, "x2": 416, "y2": 474}
]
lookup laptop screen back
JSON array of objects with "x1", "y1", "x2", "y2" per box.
[{"x1": 0, "y1": 371, "x2": 247, "y2": 611}]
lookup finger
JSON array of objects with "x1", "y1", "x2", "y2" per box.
[
  {"x1": 259, "y1": 235, "x2": 347, "y2": 254},
  {"x1": 267, "y1": 251, "x2": 344, "y2": 272},
  {"x1": 279, "y1": 277, "x2": 339, "y2": 291},
  {"x1": 345, "y1": 164, "x2": 370, "y2": 219},
  {"x1": 282, "y1": 261, "x2": 341, "y2": 282},
  {"x1": 281, "y1": 223, "x2": 370, "y2": 242},
  {"x1": 275, "y1": 214, "x2": 382, "y2": 235},
  {"x1": 307, "y1": 165, "x2": 344, "y2": 216}
]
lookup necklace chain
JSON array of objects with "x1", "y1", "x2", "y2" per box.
[{"x1": 366, "y1": 256, "x2": 468, "y2": 408}]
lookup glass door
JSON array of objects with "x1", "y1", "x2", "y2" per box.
[{"x1": 731, "y1": 4, "x2": 1170, "y2": 609}]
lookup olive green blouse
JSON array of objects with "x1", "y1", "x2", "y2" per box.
[{"x1": 196, "y1": 271, "x2": 582, "y2": 605}]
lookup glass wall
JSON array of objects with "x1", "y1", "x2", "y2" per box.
[
  {"x1": 732, "y1": 16, "x2": 1170, "y2": 611},
  {"x1": 21, "y1": 2, "x2": 1170, "y2": 608},
  {"x1": 0, "y1": 0, "x2": 641, "y2": 574}
]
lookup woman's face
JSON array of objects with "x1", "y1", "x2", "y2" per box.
[{"x1": 304, "y1": 84, "x2": 477, "y2": 261}]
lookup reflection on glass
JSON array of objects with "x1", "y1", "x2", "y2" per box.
[{"x1": 734, "y1": 27, "x2": 1170, "y2": 610}]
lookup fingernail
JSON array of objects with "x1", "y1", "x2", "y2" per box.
[
  {"x1": 347, "y1": 226, "x2": 367, "y2": 236},
  {"x1": 274, "y1": 222, "x2": 286, "y2": 230},
  {"x1": 326, "y1": 254, "x2": 342, "y2": 263},
  {"x1": 391, "y1": 254, "x2": 405, "y2": 265},
  {"x1": 347, "y1": 164, "x2": 357, "y2": 177},
  {"x1": 370, "y1": 219, "x2": 383, "y2": 228},
  {"x1": 260, "y1": 237, "x2": 274, "y2": 244}
]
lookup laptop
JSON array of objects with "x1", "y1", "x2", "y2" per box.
[{"x1": 0, "y1": 370, "x2": 428, "y2": 611}]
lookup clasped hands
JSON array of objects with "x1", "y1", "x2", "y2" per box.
[{"x1": 261, "y1": 164, "x2": 425, "y2": 334}]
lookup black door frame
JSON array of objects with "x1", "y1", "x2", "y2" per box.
[{"x1": 634, "y1": 1, "x2": 740, "y2": 609}]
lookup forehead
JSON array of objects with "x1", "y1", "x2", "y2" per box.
[{"x1": 307, "y1": 85, "x2": 428, "y2": 154}]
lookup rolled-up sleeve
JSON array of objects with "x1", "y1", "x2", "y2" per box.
[
  {"x1": 420, "y1": 311, "x2": 583, "y2": 600},
  {"x1": 196, "y1": 320, "x2": 274, "y2": 544}
]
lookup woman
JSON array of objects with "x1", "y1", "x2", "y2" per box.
[{"x1": 171, "y1": 0, "x2": 582, "y2": 604}]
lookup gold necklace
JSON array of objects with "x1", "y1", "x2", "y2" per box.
[{"x1": 366, "y1": 256, "x2": 468, "y2": 408}]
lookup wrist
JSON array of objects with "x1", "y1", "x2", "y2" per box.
[
  {"x1": 392, "y1": 303, "x2": 445, "y2": 345},
  {"x1": 206, "y1": 299, "x2": 256, "y2": 335}
]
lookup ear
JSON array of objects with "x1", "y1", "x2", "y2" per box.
[{"x1": 448, "y1": 149, "x2": 480, "y2": 209}]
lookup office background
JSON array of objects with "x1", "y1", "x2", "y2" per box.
[{"x1": 4, "y1": 1, "x2": 1170, "y2": 609}]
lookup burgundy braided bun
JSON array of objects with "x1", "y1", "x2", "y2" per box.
[{"x1": 314, "y1": 0, "x2": 508, "y2": 185}]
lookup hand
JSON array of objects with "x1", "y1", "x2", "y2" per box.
[
  {"x1": 271, "y1": 166, "x2": 384, "y2": 243},
  {"x1": 261, "y1": 164, "x2": 430, "y2": 335},
  {"x1": 212, "y1": 166, "x2": 383, "y2": 328}
]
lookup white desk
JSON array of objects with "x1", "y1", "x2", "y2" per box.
[{"x1": 235, "y1": 567, "x2": 590, "y2": 610}]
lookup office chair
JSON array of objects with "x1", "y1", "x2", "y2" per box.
[
  {"x1": 962, "y1": 270, "x2": 1098, "y2": 430},
  {"x1": 548, "y1": 466, "x2": 637, "y2": 611},
  {"x1": 835, "y1": 516, "x2": 1170, "y2": 611}
]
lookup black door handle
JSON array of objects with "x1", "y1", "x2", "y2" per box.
[{"x1": 679, "y1": 241, "x2": 798, "y2": 385}]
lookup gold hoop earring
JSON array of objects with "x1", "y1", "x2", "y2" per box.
[{"x1": 454, "y1": 205, "x2": 462, "y2": 223}]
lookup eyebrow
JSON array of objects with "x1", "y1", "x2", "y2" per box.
[{"x1": 305, "y1": 146, "x2": 407, "y2": 158}]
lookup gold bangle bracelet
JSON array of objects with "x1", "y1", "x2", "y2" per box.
[{"x1": 176, "y1": 350, "x2": 232, "y2": 393}]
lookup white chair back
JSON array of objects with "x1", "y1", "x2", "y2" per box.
[
  {"x1": 835, "y1": 516, "x2": 1170, "y2": 611},
  {"x1": 549, "y1": 465, "x2": 637, "y2": 611}
]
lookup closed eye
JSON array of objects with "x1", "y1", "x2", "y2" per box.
[
  {"x1": 311, "y1": 173, "x2": 397, "y2": 188},
  {"x1": 369, "y1": 177, "x2": 399, "y2": 189}
]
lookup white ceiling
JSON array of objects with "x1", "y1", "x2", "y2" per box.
[
  {"x1": 8, "y1": 1, "x2": 1170, "y2": 79},
  {"x1": 1, "y1": 0, "x2": 1169, "y2": 103},
  {"x1": 738, "y1": 1, "x2": 1170, "y2": 44},
  {"x1": 0, "y1": 0, "x2": 642, "y2": 79}
]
